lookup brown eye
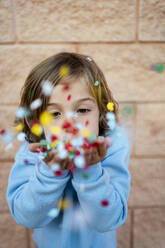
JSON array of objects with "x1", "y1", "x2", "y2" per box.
[
  {"x1": 52, "y1": 112, "x2": 61, "y2": 117},
  {"x1": 77, "y1": 109, "x2": 91, "y2": 113}
]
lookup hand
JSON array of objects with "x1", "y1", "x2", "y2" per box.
[
  {"x1": 29, "y1": 143, "x2": 73, "y2": 170},
  {"x1": 84, "y1": 137, "x2": 112, "y2": 167}
]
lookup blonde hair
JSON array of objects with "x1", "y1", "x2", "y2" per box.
[{"x1": 15, "y1": 52, "x2": 119, "y2": 143}]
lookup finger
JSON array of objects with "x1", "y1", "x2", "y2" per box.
[
  {"x1": 97, "y1": 138, "x2": 107, "y2": 157},
  {"x1": 43, "y1": 150, "x2": 56, "y2": 165},
  {"x1": 105, "y1": 137, "x2": 112, "y2": 147},
  {"x1": 29, "y1": 143, "x2": 41, "y2": 153}
]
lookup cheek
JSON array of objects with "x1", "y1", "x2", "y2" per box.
[{"x1": 82, "y1": 114, "x2": 99, "y2": 135}]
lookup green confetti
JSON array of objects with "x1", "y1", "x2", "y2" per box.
[
  {"x1": 122, "y1": 106, "x2": 133, "y2": 116},
  {"x1": 82, "y1": 173, "x2": 89, "y2": 179},
  {"x1": 156, "y1": 64, "x2": 164, "y2": 73}
]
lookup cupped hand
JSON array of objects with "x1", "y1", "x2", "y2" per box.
[
  {"x1": 84, "y1": 136, "x2": 112, "y2": 167},
  {"x1": 29, "y1": 143, "x2": 73, "y2": 170}
]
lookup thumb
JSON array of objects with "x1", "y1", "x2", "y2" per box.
[
  {"x1": 105, "y1": 137, "x2": 112, "y2": 147},
  {"x1": 29, "y1": 143, "x2": 41, "y2": 153}
]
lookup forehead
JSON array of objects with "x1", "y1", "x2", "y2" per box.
[{"x1": 49, "y1": 76, "x2": 93, "y2": 104}]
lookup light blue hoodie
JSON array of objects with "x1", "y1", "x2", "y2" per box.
[{"x1": 6, "y1": 124, "x2": 131, "y2": 248}]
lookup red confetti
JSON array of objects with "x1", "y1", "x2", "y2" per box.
[
  {"x1": 54, "y1": 170, "x2": 63, "y2": 176},
  {"x1": 75, "y1": 150, "x2": 80, "y2": 156},
  {"x1": 67, "y1": 94, "x2": 71, "y2": 101},
  {"x1": 24, "y1": 159, "x2": 29, "y2": 165},
  {"x1": 101, "y1": 200, "x2": 109, "y2": 207},
  {"x1": 62, "y1": 121, "x2": 72, "y2": 130},
  {"x1": 41, "y1": 147, "x2": 48, "y2": 153},
  {"x1": 0, "y1": 129, "x2": 6, "y2": 135},
  {"x1": 62, "y1": 84, "x2": 70, "y2": 91},
  {"x1": 51, "y1": 135, "x2": 58, "y2": 142},
  {"x1": 85, "y1": 120, "x2": 89, "y2": 126}
]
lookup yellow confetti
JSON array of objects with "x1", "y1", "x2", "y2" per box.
[
  {"x1": 57, "y1": 198, "x2": 70, "y2": 210},
  {"x1": 31, "y1": 124, "x2": 43, "y2": 136},
  {"x1": 59, "y1": 65, "x2": 70, "y2": 78},
  {"x1": 107, "y1": 102, "x2": 114, "y2": 111},
  {"x1": 81, "y1": 128, "x2": 90, "y2": 138},
  {"x1": 50, "y1": 125, "x2": 61, "y2": 134},
  {"x1": 39, "y1": 111, "x2": 53, "y2": 126},
  {"x1": 15, "y1": 123, "x2": 24, "y2": 132},
  {"x1": 50, "y1": 140, "x2": 58, "y2": 148}
]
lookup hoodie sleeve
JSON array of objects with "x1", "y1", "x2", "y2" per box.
[
  {"x1": 71, "y1": 125, "x2": 131, "y2": 233},
  {"x1": 6, "y1": 141, "x2": 70, "y2": 229}
]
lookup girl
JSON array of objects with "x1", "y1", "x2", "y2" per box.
[{"x1": 6, "y1": 52, "x2": 131, "y2": 248}]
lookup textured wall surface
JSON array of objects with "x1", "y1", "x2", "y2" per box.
[{"x1": 0, "y1": 0, "x2": 165, "y2": 247}]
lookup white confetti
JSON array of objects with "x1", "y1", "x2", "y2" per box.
[
  {"x1": 30, "y1": 98, "x2": 42, "y2": 110},
  {"x1": 107, "y1": 120, "x2": 116, "y2": 131},
  {"x1": 47, "y1": 208, "x2": 60, "y2": 218},
  {"x1": 71, "y1": 136, "x2": 84, "y2": 147},
  {"x1": 79, "y1": 183, "x2": 85, "y2": 192},
  {"x1": 106, "y1": 112, "x2": 115, "y2": 121},
  {"x1": 75, "y1": 122, "x2": 83, "y2": 130},
  {"x1": 86, "y1": 57, "x2": 92, "y2": 61},
  {"x1": 16, "y1": 107, "x2": 30, "y2": 118},
  {"x1": 17, "y1": 132, "x2": 26, "y2": 141},
  {"x1": 41, "y1": 80, "x2": 53, "y2": 96},
  {"x1": 51, "y1": 163, "x2": 60, "y2": 171},
  {"x1": 74, "y1": 155, "x2": 85, "y2": 168},
  {"x1": 66, "y1": 111, "x2": 78, "y2": 119},
  {"x1": 1, "y1": 131, "x2": 13, "y2": 144}
]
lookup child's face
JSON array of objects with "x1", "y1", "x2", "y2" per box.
[{"x1": 45, "y1": 76, "x2": 100, "y2": 140}]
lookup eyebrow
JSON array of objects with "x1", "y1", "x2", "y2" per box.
[{"x1": 47, "y1": 97, "x2": 96, "y2": 107}]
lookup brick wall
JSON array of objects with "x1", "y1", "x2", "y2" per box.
[{"x1": 0, "y1": 0, "x2": 165, "y2": 247}]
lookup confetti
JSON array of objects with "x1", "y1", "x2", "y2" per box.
[
  {"x1": 107, "y1": 120, "x2": 116, "y2": 131},
  {"x1": 81, "y1": 128, "x2": 90, "y2": 138},
  {"x1": 101, "y1": 199, "x2": 109, "y2": 207},
  {"x1": 17, "y1": 132, "x2": 26, "y2": 141},
  {"x1": 79, "y1": 183, "x2": 85, "y2": 192},
  {"x1": 122, "y1": 105, "x2": 133, "y2": 117},
  {"x1": 107, "y1": 102, "x2": 114, "y2": 111},
  {"x1": 66, "y1": 111, "x2": 78, "y2": 119},
  {"x1": 50, "y1": 125, "x2": 61, "y2": 134},
  {"x1": 41, "y1": 80, "x2": 53, "y2": 96},
  {"x1": 54, "y1": 170, "x2": 63, "y2": 176},
  {"x1": 94, "y1": 81, "x2": 99, "y2": 86},
  {"x1": 62, "y1": 83, "x2": 70, "y2": 91},
  {"x1": 30, "y1": 98, "x2": 42, "y2": 110},
  {"x1": 82, "y1": 173, "x2": 89, "y2": 179},
  {"x1": 106, "y1": 112, "x2": 115, "y2": 121},
  {"x1": 31, "y1": 123, "x2": 43, "y2": 136},
  {"x1": 51, "y1": 163, "x2": 60, "y2": 171},
  {"x1": 47, "y1": 208, "x2": 59, "y2": 218},
  {"x1": 0, "y1": 130, "x2": 13, "y2": 144},
  {"x1": 85, "y1": 120, "x2": 89, "y2": 126},
  {"x1": 39, "y1": 111, "x2": 53, "y2": 126},
  {"x1": 74, "y1": 155, "x2": 85, "y2": 168},
  {"x1": 67, "y1": 94, "x2": 71, "y2": 101},
  {"x1": 75, "y1": 122, "x2": 83, "y2": 130},
  {"x1": 57, "y1": 198, "x2": 70, "y2": 210},
  {"x1": 86, "y1": 57, "x2": 92, "y2": 61},
  {"x1": 15, "y1": 123, "x2": 24, "y2": 132},
  {"x1": 16, "y1": 107, "x2": 30, "y2": 118},
  {"x1": 150, "y1": 63, "x2": 164, "y2": 73},
  {"x1": 24, "y1": 159, "x2": 29, "y2": 165},
  {"x1": 59, "y1": 65, "x2": 70, "y2": 78}
]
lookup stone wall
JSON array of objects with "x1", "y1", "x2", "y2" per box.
[{"x1": 0, "y1": 0, "x2": 165, "y2": 247}]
